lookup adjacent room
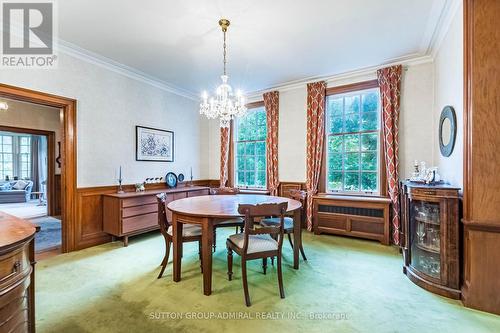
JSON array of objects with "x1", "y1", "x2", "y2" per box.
[{"x1": 0, "y1": 1, "x2": 499, "y2": 333}]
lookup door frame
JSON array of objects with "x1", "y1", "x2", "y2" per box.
[
  {"x1": 0, "y1": 83, "x2": 77, "y2": 253},
  {"x1": 0, "y1": 125, "x2": 56, "y2": 216}
]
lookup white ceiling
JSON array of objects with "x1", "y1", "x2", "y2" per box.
[{"x1": 58, "y1": 0, "x2": 448, "y2": 96}]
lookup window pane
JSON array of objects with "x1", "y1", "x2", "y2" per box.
[
  {"x1": 330, "y1": 116, "x2": 343, "y2": 134},
  {"x1": 3, "y1": 136, "x2": 12, "y2": 144},
  {"x1": 3, "y1": 145, "x2": 12, "y2": 153},
  {"x1": 237, "y1": 143, "x2": 245, "y2": 156},
  {"x1": 237, "y1": 156, "x2": 245, "y2": 171},
  {"x1": 329, "y1": 154, "x2": 342, "y2": 171},
  {"x1": 345, "y1": 95, "x2": 360, "y2": 114},
  {"x1": 344, "y1": 153, "x2": 360, "y2": 171},
  {"x1": 4, "y1": 154, "x2": 12, "y2": 162},
  {"x1": 255, "y1": 142, "x2": 266, "y2": 155},
  {"x1": 362, "y1": 173, "x2": 377, "y2": 192},
  {"x1": 256, "y1": 110, "x2": 266, "y2": 126},
  {"x1": 362, "y1": 92, "x2": 379, "y2": 112},
  {"x1": 361, "y1": 112, "x2": 378, "y2": 131},
  {"x1": 328, "y1": 136, "x2": 343, "y2": 153},
  {"x1": 345, "y1": 113, "x2": 360, "y2": 132},
  {"x1": 328, "y1": 172, "x2": 343, "y2": 191},
  {"x1": 245, "y1": 142, "x2": 255, "y2": 155},
  {"x1": 328, "y1": 97, "x2": 343, "y2": 116},
  {"x1": 20, "y1": 137, "x2": 29, "y2": 145},
  {"x1": 257, "y1": 126, "x2": 267, "y2": 141},
  {"x1": 237, "y1": 172, "x2": 245, "y2": 186},
  {"x1": 344, "y1": 173, "x2": 360, "y2": 191},
  {"x1": 256, "y1": 155, "x2": 266, "y2": 171},
  {"x1": 344, "y1": 134, "x2": 360, "y2": 152},
  {"x1": 245, "y1": 172, "x2": 255, "y2": 186},
  {"x1": 245, "y1": 157, "x2": 255, "y2": 171},
  {"x1": 256, "y1": 171, "x2": 266, "y2": 187},
  {"x1": 361, "y1": 133, "x2": 378, "y2": 151},
  {"x1": 361, "y1": 152, "x2": 377, "y2": 171}
]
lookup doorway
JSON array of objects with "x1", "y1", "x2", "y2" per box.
[{"x1": 0, "y1": 83, "x2": 77, "y2": 256}]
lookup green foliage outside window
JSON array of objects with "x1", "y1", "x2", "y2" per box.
[
  {"x1": 326, "y1": 89, "x2": 380, "y2": 193},
  {"x1": 235, "y1": 107, "x2": 267, "y2": 188}
]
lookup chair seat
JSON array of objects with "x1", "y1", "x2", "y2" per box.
[
  {"x1": 167, "y1": 224, "x2": 202, "y2": 237},
  {"x1": 216, "y1": 218, "x2": 244, "y2": 226},
  {"x1": 227, "y1": 233, "x2": 278, "y2": 254},
  {"x1": 260, "y1": 217, "x2": 294, "y2": 230}
]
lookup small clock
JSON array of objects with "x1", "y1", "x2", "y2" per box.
[
  {"x1": 178, "y1": 173, "x2": 185, "y2": 182},
  {"x1": 165, "y1": 172, "x2": 178, "y2": 188}
]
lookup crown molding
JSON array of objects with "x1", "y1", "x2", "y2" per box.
[
  {"x1": 57, "y1": 40, "x2": 198, "y2": 101},
  {"x1": 425, "y1": 0, "x2": 462, "y2": 58},
  {"x1": 246, "y1": 53, "x2": 434, "y2": 101}
]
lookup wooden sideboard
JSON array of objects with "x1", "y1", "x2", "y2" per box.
[
  {"x1": 103, "y1": 186, "x2": 209, "y2": 246},
  {"x1": 0, "y1": 212, "x2": 36, "y2": 333},
  {"x1": 313, "y1": 194, "x2": 391, "y2": 245}
]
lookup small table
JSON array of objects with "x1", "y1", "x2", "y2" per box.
[
  {"x1": 31, "y1": 191, "x2": 46, "y2": 206},
  {"x1": 167, "y1": 194, "x2": 303, "y2": 296}
]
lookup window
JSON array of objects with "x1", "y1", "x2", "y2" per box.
[
  {"x1": 234, "y1": 105, "x2": 267, "y2": 188},
  {"x1": 0, "y1": 135, "x2": 14, "y2": 180},
  {"x1": 0, "y1": 133, "x2": 32, "y2": 180},
  {"x1": 326, "y1": 86, "x2": 381, "y2": 194},
  {"x1": 19, "y1": 136, "x2": 31, "y2": 179}
]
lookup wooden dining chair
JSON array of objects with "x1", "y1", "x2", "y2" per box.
[
  {"x1": 156, "y1": 193, "x2": 203, "y2": 279},
  {"x1": 226, "y1": 202, "x2": 287, "y2": 306},
  {"x1": 260, "y1": 189, "x2": 307, "y2": 261},
  {"x1": 210, "y1": 187, "x2": 245, "y2": 252}
]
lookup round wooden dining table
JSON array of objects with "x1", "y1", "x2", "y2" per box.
[{"x1": 167, "y1": 194, "x2": 303, "y2": 296}]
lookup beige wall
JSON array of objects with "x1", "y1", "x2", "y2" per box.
[
  {"x1": 206, "y1": 61, "x2": 436, "y2": 184},
  {"x1": 1, "y1": 52, "x2": 204, "y2": 187},
  {"x1": 0, "y1": 99, "x2": 62, "y2": 174},
  {"x1": 433, "y1": 3, "x2": 463, "y2": 188}
]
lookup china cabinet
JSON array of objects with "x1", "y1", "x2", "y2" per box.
[{"x1": 400, "y1": 181, "x2": 461, "y2": 299}]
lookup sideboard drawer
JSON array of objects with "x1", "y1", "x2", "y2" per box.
[
  {"x1": 173, "y1": 192, "x2": 187, "y2": 200},
  {"x1": 122, "y1": 212, "x2": 158, "y2": 234},
  {"x1": 122, "y1": 203, "x2": 157, "y2": 218},
  {"x1": 0, "y1": 247, "x2": 29, "y2": 286},
  {"x1": 188, "y1": 190, "x2": 209, "y2": 197},
  {"x1": 122, "y1": 196, "x2": 157, "y2": 208}
]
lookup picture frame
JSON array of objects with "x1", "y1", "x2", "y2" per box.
[{"x1": 136, "y1": 126, "x2": 174, "y2": 162}]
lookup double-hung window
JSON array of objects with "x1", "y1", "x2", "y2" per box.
[
  {"x1": 325, "y1": 85, "x2": 382, "y2": 194},
  {"x1": 234, "y1": 105, "x2": 267, "y2": 189},
  {"x1": 0, "y1": 134, "x2": 32, "y2": 180}
]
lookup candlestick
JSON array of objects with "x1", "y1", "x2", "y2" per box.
[{"x1": 117, "y1": 166, "x2": 124, "y2": 194}]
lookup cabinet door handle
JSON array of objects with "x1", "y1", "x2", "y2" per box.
[
  {"x1": 422, "y1": 191, "x2": 436, "y2": 195},
  {"x1": 0, "y1": 261, "x2": 21, "y2": 283}
]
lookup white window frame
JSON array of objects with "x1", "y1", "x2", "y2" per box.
[
  {"x1": 0, "y1": 133, "x2": 32, "y2": 180},
  {"x1": 233, "y1": 106, "x2": 267, "y2": 190},
  {"x1": 325, "y1": 87, "x2": 382, "y2": 196}
]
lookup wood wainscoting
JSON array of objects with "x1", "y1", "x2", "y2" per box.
[{"x1": 462, "y1": 0, "x2": 500, "y2": 314}]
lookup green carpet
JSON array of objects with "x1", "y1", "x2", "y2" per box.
[{"x1": 36, "y1": 230, "x2": 500, "y2": 333}]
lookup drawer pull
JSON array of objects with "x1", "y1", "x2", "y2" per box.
[
  {"x1": 0, "y1": 261, "x2": 21, "y2": 283},
  {"x1": 422, "y1": 191, "x2": 436, "y2": 195}
]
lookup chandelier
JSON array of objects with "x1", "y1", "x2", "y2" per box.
[{"x1": 200, "y1": 19, "x2": 246, "y2": 128}]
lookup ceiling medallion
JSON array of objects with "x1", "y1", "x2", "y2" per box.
[{"x1": 199, "y1": 19, "x2": 246, "y2": 128}]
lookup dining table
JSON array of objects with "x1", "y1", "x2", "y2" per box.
[{"x1": 167, "y1": 194, "x2": 303, "y2": 296}]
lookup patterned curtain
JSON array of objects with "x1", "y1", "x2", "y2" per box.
[
  {"x1": 306, "y1": 81, "x2": 327, "y2": 231},
  {"x1": 377, "y1": 65, "x2": 403, "y2": 245},
  {"x1": 220, "y1": 126, "x2": 230, "y2": 188},
  {"x1": 264, "y1": 91, "x2": 280, "y2": 196}
]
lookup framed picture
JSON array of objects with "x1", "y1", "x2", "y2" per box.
[{"x1": 136, "y1": 126, "x2": 174, "y2": 162}]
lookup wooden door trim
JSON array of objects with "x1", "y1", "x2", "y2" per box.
[
  {"x1": 0, "y1": 125, "x2": 56, "y2": 216},
  {"x1": 0, "y1": 83, "x2": 77, "y2": 253}
]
